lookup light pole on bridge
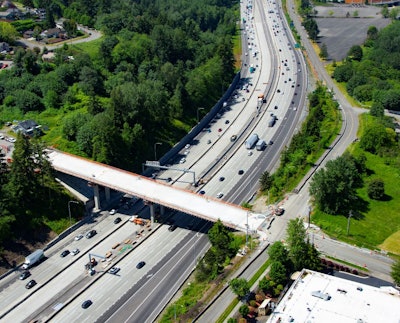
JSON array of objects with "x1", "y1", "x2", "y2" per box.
[{"x1": 154, "y1": 142, "x2": 162, "y2": 161}]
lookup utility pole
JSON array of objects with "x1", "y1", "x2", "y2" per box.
[{"x1": 347, "y1": 210, "x2": 353, "y2": 235}]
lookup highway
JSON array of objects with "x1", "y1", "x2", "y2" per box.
[{"x1": 1, "y1": 0, "x2": 394, "y2": 321}]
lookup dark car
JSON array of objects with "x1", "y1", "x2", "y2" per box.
[
  {"x1": 219, "y1": 177, "x2": 225, "y2": 182},
  {"x1": 113, "y1": 217, "x2": 122, "y2": 224},
  {"x1": 199, "y1": 190, "x2": 205, "y2": 195},
  {"x1": 238, "y1": 170, "x2": 244, "y2": 175},
  {"x1": 19, "y1": 271, "x2": 31, "y2": 280},
  {"x1": 60, "y1": 250, "x2": 70, "y2": 258},
  {"x1": 136, "y1": 261, "x2": 146, "y2": 269},
  {"x1": 168, "y1": 224, "x2": 177, "y2": 232},
  {"x1": 268, "y1": 140, "x2": 273, "y2": 145},
  {"x1": 25, "y1": 279, "x2": 37, "y2": 289},
  {"x1": 86, "y1": 230, "x2": 97, "y2": 239},
  {"x1": 81, "y1": 300, "x2": 93, "y2": 309}
]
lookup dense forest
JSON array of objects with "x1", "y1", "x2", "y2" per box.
[{"x1": 0, "y1": 0, "x2": 238, "y2": 171}]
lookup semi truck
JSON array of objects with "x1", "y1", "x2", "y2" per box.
[
  {"x1": 256, "y1": 139, "x2": 266, "y2": 151},
  {"x1": 245, "y1": 133, "x2": 259, "y2": 149},
  {"x1": 268, "y1": 115, "x2": 277, "y2": 127},
  {"x1": 22, "y1": 249, "x2": 44, "y2": 269}
]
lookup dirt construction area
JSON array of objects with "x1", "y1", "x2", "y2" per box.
[{"x1": 314, "y1": 4, "x2": 393, "y2": 61}]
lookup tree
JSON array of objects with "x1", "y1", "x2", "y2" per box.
[
  {"x1": 0, "y1": 21, "x2": 19, "y2": 44},
  {"x1": 366, "y1": 26, "x2": 378, "y2": 41},
  {"x1": 63, "y1": 19, "x2": 78, "y2": 38},
  {"x1": 381, "y1": 5, "x2": 389, "y2": 18},
  {"x1": 269, "y1": 261, "x2": 288, "y2": 285},
  {"x1": 229, "y1": 278, "x2": 250, "y2": 299},
  {"x1": 309, "y1": 153, "x2": 363, "y2": 214},
  {"x1": 286, "y1": 218, "x2": 309, "y2": 271},
  {"x1": 359, "y1": 122, "x2": 396, "y2": 154},
  {"x1": 391, "y1": 259, "x2": 400, "y2": 286},
  {"x1": 347, "y1": 45, "x2": 363, "y2": 61},
  {"x1": 319, "y1": 43, "x2": 328, "y2": 60},
  {"x1": 208, "y1": 219, "x2": 237, "y2": 264},
  {"x1": 238, "y1": 304, "x2": 249, "y2": 318},
  {"x1": 367, "y1": 178, "x2": 385, "y2": 200},
  {"x1": 259, "y1": 171, "x2": 273, "y2": 191},
  {"x1": 268, "y1": 241, "x2": 292, "y2": 271}
]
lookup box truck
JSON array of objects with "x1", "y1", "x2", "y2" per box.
[
  {"x1": 22, "y1": 249, "x2": 44, "y2": 269},
  {"x1": 245, "y1": 133, "x2": 259, "y2": 149},
  {"x1": 256, "y1": 139, "x2": 266, "y2": 151}
]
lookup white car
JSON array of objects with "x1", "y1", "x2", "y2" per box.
[
  {"x1": 179, "y1": 157, "x2": 186, "y2": 164},
  {"x1": 71, "y1": 248, "x2": 80, "y2": 256},
  {"x1": 109, "y1": 209, "x2": 116, "y2": 215},
  {"x1": 216, "y1": 192, "x2": 224, "y2": 199},
  {"x1": 0, "y1": 134, "x2": 4, "y2": 140},
  {"x1": 74, "y1": 234, "x2": 84, "y2": 241}
]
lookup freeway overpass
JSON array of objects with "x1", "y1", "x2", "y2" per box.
[{"x1": 47, "y1": 149, "x2": 269, "y2": 236}]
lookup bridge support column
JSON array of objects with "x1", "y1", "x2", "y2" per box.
[
  {"x1": 160, "y1": 205, "x2": 165, "y2": 216},
  {"x1": 93, "y1": 184, "x2": 101, "y2": 211},
  {"x1": 149, "y1": 203, "x2": 155, "y2": 225},
  {"x1": 105, "y1": 187, "x2": 110, "y2": 202}
]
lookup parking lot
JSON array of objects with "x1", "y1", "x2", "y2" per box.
[{"x1": 315, "y1": 5, "x2": 391, "y2": 61}]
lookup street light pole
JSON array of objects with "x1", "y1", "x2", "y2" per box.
[
  {"x1": 68, "y1": 200, "x2": 79, "y2": 229},
  {"x1": 154, "y1": 142, "x2": 162, "y2": 161},
  {"x1": 347, "y1": 210, "x2": 353, "y2": 235},
  {"x1": 197, "y1": 107, "x2": 205, "y2": 123}
]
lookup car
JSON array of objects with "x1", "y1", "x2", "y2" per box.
[
  {"x1": 60, "y1": 250, "x2": 70, "y2": 258},
  {"x1": 168, "y1": 224, "x2": 177, "y2": 232},
  {"x1": 71, "y1": 248, "x2": 80, "y2": 256},
  {"x1": 25, "y1": 279, "x2": 37, "y2": 289},
  {"x1": 179, "y1": 157, "x2": 186, "y2": 164},
  {"x1": 86, "y1": 230, "x2": 97, "y2": 239},
  {"x1": 216, "y1": 192, "x2": 224, "y2": 199},
  {"x1": 136, "y1": 261, "x2": 146, "y2": 269},
  {"x1": 238, "y1": 170, "x2": 244, "y2": 175},
  {"x1": 248, "y1": 151, "x2": 253, "y2": 156},
  {"x1": 268, "y1": 140, "x2": 274, "y2": 145},
  {"x1": 199, "y1": 190, "x2": 205, "y2": 195},
  {"x1": 277, "y1": 89, "x2": 280, "y2": 93},
  {"x1": 184, "y1": 144, "x2": 190, "y2": 149},
  {"x1": 218, "y1": 128, "x2": 222, "y2": 132},
  {"x1": 225, "y1": 120, "x2": 230, "y2": 124},
  {"x1": 109, "y1": 209, "x2": 116, "y2": 215},
  {"x1": 207, "y1": 139, "x2": 212, "y2": 144},
  {"x1": 0, "y1": 134, "x2": 4, "y2": 140},
  {"x1": 109, "y1": 267, "x2": 120, "y2": 275},
  {"x1": 81, "y1": 300, "x2": 93, "y2": 309},
  {"x1": 230, "y1": 135, "x2": 237, "y2": 142},
  {"x1": 74, "y1": 234, "x2": 84, "y2": 241},
  {"x1": 114, "y1": 217, "x2": 122, "y2": 224},
  {"x1": 274, "y1": 105, "x2": 278, "y2": 109},
  {"x1": 19, "y1": 271, "x2": 31, "y2": 280},
  {"x1": 219, "y1": 177, "x2": 225, "y2": 182}
]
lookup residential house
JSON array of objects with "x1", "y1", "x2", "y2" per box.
[{"x1": 12, "y1": 120, "x2": 42, "y2": 137}]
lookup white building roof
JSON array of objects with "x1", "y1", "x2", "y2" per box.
[
  {"x1": 46, "y1": 149, "x2": 269, "y2": 234},
  {"x1": 268, "y1": 269, "x2": 400, "y2": 323}
]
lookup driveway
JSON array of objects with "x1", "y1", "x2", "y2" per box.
[{"x1": 16, "y1": 25, "x2": 102, "y2": 50}]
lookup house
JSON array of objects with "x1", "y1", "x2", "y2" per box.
[
  {"x1": 23, "y1": 30, "x2": 34, "y2": 39},
  {"x1": 42, "y1": 52, "x2": 55, "y2": 62},
  {"x1": 41, "y1": 28, "x2": 62, "y2": 39},
  {"x1": 0, "y1": 42, "x2": 10, "y2": 53},
  {"x1": 12, "y1": 120, "x2": 42, "y2": 137}
]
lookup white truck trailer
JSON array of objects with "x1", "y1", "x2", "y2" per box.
[{"x1": 22, "y1": 249, "x2": 44, "y2": 269}]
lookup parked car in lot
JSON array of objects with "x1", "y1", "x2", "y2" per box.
[
  {"x1": 25, "y1": 279, "x2": 37, "y2": 289},
  {"x1": 109, "y1": 267, "x2": 120, "y2": 275},
  {"x1": 109, "y1": 209, "x2": 116, "y2": 215},
  {"x1": 19, "y1": 271, "x2": 31, "y2": 280},
  {"x1": 136, "y1": 261, "x2": 146, "y2": 269},
  {"x1": 86, "y1": 230, "x2": 97, "y2": 239},
  {"x1": 60, "y1": 250, "x2": 70, "y2": 258},
  {"x1": 81, "y1": 300, "x2": 92, "y2": 309},
  {"x1": 71, "y1": 248, "x2": 80, "y2": 256}
]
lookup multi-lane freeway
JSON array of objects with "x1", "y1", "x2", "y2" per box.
[{"x1": 0, "y1": 0, "x2": 394, "y2": 322}]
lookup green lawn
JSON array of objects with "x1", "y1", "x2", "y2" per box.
[{"x1": 312, "y1": 118, "x2": 400, "y2": 251}]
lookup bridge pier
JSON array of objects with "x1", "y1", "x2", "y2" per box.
[
  {"x1": 105, "y1": 187, "x2": 110, "y2": 202},
  {"x1": 160, "y1": 204, "x2": 165, "y2": 216},
  {"x1": 93, "y1": 184, "x2": 101, "y2": 211},
  {"x1": 149, "y1": 203, "x2": 155, "y2": 225}
]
